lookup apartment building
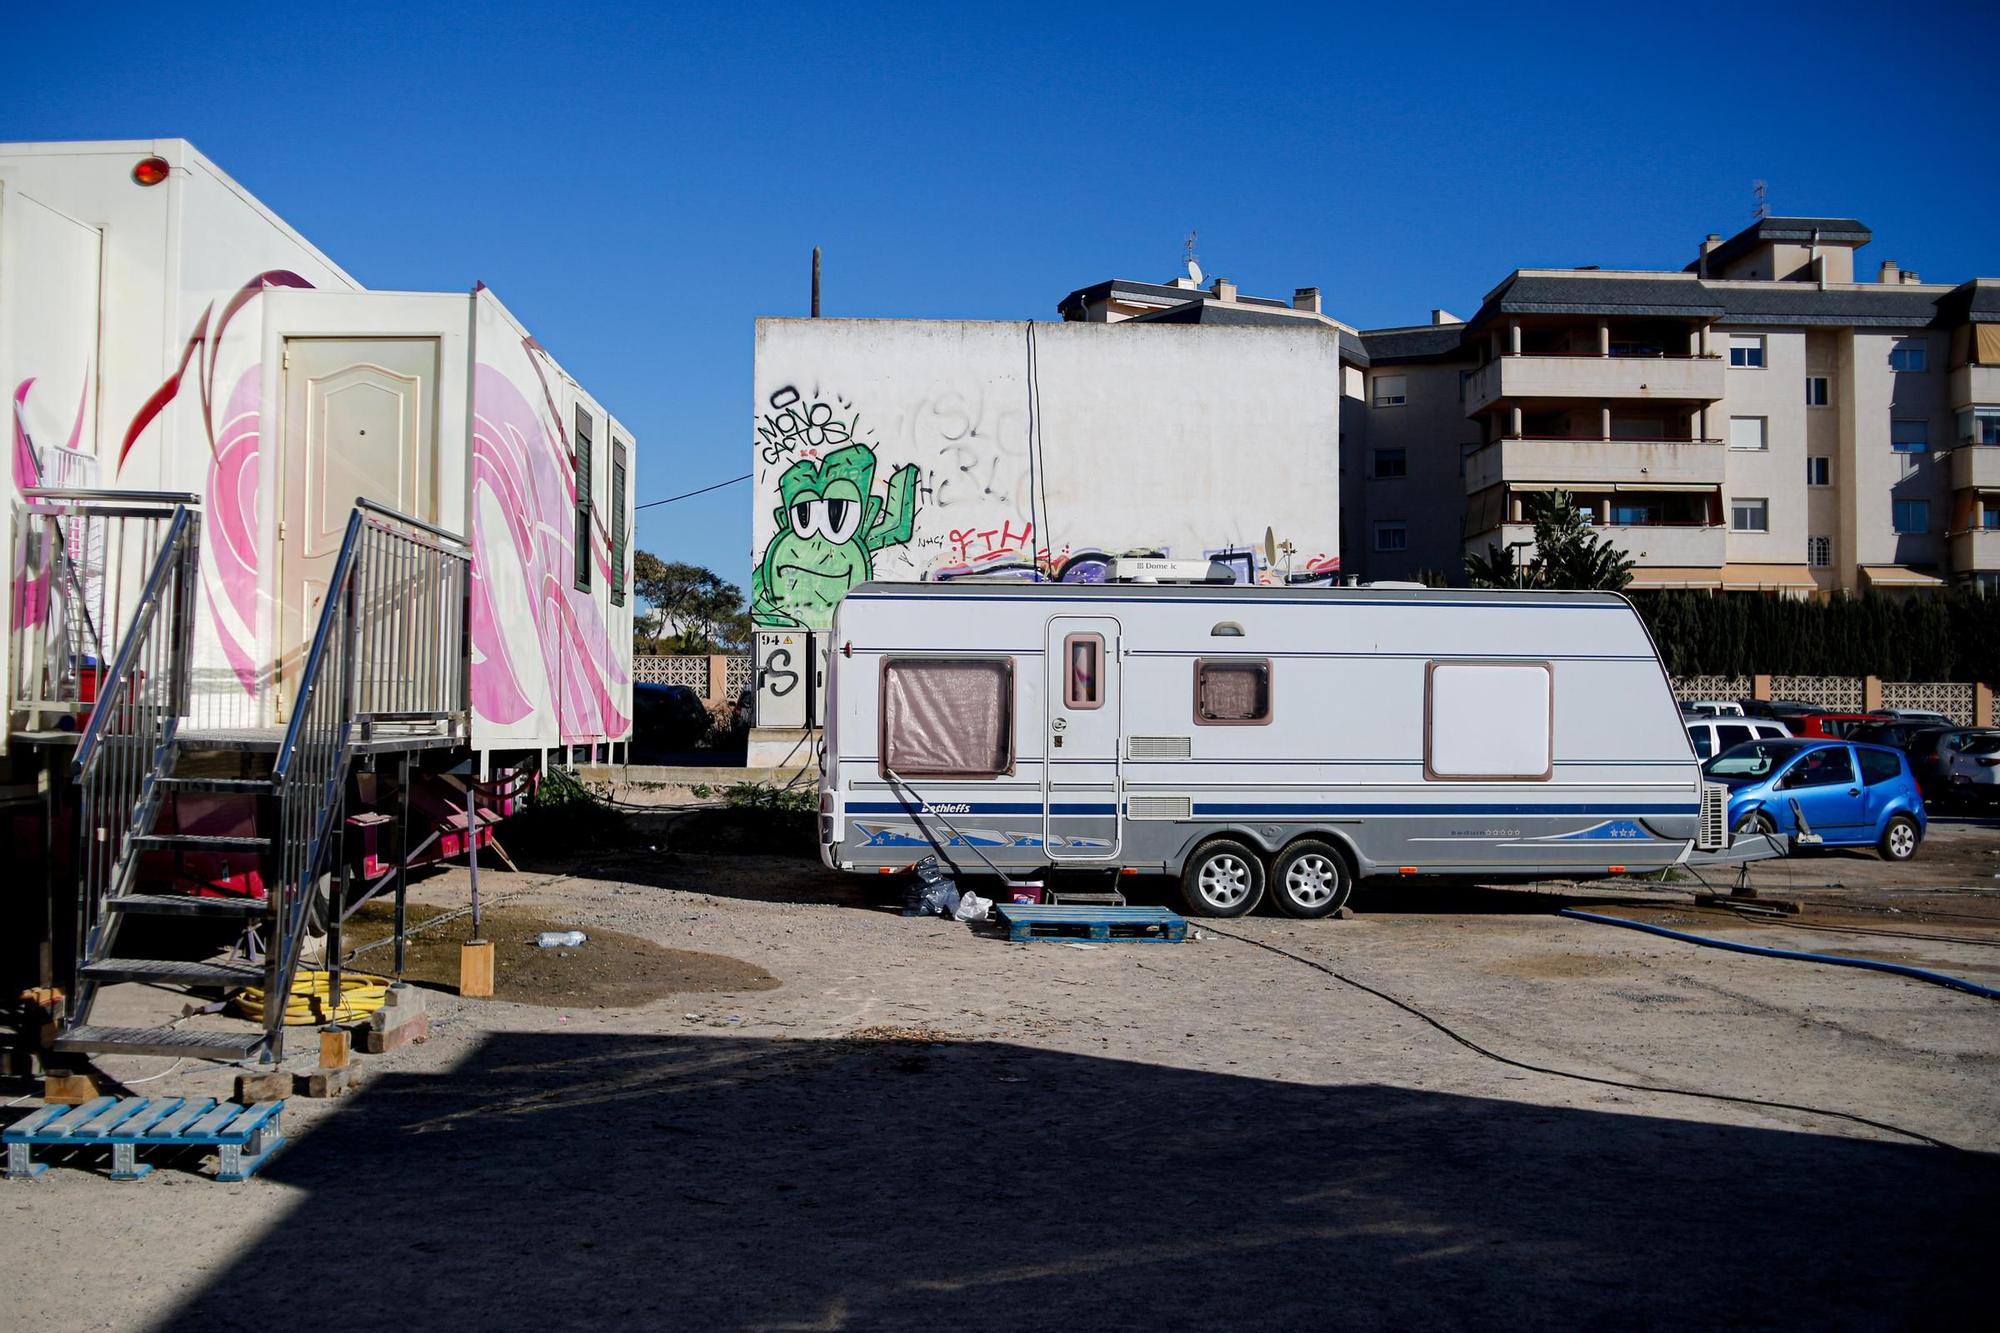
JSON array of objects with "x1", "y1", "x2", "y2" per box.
[{"x1": 1058, "y1": 217, "x2": 2000, "y2": 596}]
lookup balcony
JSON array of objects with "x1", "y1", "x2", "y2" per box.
[
  {"x1": 1950, "y1": 445, "x2": 2000, "y2": 491},
  {"x1": 1949, "y1": 364, "x2": 2000, "y2": 411},
  {"x1": 1469, "y1": 520, "x2": 1725, "y2": 569},
  {"x1": 1463, "y1": 354, "x2": 1726, "y2": 417},
  {"x1": 1464, "y1": 437, "x2": 1726, "y2": 493},
  {"x1": 1951, "y1": 527, "x2": 2000, "y2": 572}
]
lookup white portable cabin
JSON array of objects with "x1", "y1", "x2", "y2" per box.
[
  {"x1": 819, "y1": 581, "x2": 1734, "y2": 917},
  {"x1": 0, "y1": 139, "x2": 635, "y2": 765}
]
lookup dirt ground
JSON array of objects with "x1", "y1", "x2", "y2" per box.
[{"x1": 3, "y1": 807, "x2": 1997, "y2": 1330}]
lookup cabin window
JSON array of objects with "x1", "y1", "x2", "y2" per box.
[
  {"x1": 1063, "y1": 634, "x2": 1104, "y2": 710},
  {"x1": 610, "y1": 438, "x2": 629, "y2": 607},
  {"x1": 573, "y1": 407, "x2": 594, "y2": 592},
  {"x1": 879, "y1": 658, "x2": 1014, "y2": 779},
  {"x1": 1193, "y1": 659, "x2": 1272, "y2": 726},
  {"x1": 1425, "y1": 660, "x2": 1552, "y2": 781}
]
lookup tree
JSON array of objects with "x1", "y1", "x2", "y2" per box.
[
  {"x1": 632, "y1": 552, "x2": 754, "y2": 654},
  {"x1": 1464, "y1": 489, "x2": 1633, "y2": 591}
]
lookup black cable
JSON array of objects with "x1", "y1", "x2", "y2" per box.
[
  {"x1": 1022, "y1": 325, "x2": 1043, "y2": 568},
  {"x1": 636, "y1": 473, "x2": 752, "y2": 511},
  {"x1": 1029, "y1": 323, "x2": 1054, "y2": 564},
  {"x1": 1197, "y1": 922, "x2": 1959, "y2": 1152}
]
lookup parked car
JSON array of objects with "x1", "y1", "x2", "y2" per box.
[
  {"x1": 1703, "y1": 738, "x2": 1925, "y2": 861},
  {"x1": 1868, "y1": 708, "x2": 1955, "y2": 727},
  {"x1": 1683, "y1": 699, "x2": 1746, "y2": 717},
  {"x1": 632, "y1": 682, "x2": 714, "y2": 754},
  {"x1": 1790, "y1": 712, "x2": 1874, "y2": 739},
  {"x1": 1684, "y1": 716, "x2": 1792, "y2": 760},
  {"x1": 1741, "y1": 699, "x2": 1818, "y2": 723},
  {"x1": 1937, "y1": 731, "x2": 2000, "y2": 807},
  {"x1": 1849, "y1": 720, "x2": 1935, "y2": 752}
]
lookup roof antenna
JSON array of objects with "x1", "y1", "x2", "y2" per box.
[
  {"x1": 1184, "y1": 229, "x2": 1203, "y2": 287},
  {"x1": 1752, "y1": 180, "x2": 1769, "y2": 221}
]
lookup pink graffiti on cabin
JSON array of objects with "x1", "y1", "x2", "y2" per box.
[
  {"x1": 469, "y1": 355, "x2": 629, "y2": 742},
  {"x1": 203, "y1": 367, "x2": 262, "y2": 691},
  {"x1": 11, "y1": 373, "x2": 92, "y2": 630}
]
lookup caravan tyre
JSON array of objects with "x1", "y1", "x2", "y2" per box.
[
  {"x1": 1269, "y1": 840, "x2": 1351, "y2": 919},
  {"x1": 1180, "y1": 839, "x2": 1266, "y2": 918}
]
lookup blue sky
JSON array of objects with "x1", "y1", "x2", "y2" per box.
[{"x1": 13, "y1": 0, "x2": 1999, "y2": 590}]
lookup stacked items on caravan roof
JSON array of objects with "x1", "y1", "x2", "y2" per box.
[{"x1": 818, "y1": 581, "x2": 1757, "y2": 918}]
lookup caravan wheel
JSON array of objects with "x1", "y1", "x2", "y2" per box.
[
  {"x1": 1180, "y1": 840, "x2": 1266, "y2": 918},
  {"x1": 1269, "y1": 840, "x2": 1351, "y2": 919}
]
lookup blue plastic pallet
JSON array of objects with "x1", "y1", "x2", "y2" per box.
[
  {"x1": 5, "y1": 1097, "x2": 285, "y2": 1182},
  {"x1": 994, "y1": 903, "x2": 1187, "y2": 944}
]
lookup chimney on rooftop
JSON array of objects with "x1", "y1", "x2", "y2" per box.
[
  {"x1": 1878, "y1": 259, "x2": 1900, "y2": 284},
  {"x1": 1293, "y1": 286, "x2": 1322, "y2": 314},
  {"x1": 1697, "y1": 233, "x2": 1723, "y2": 278},
  {"x1": 1211, "y1": 278, "x2": 1237, "y2": 303},
  {"x1": 1431, "y1": 308, "x2": 1463, "y2": 326}
]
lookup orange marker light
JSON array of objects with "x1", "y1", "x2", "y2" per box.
[
  {"x1": 1399, "y1": 866, "x2": 1418, "y2": 876},
  {"x1": 1119, "y1": 867, "x2": 1139, "y2": 876},
  {"x1": 132, "y1": 155, "x2": 170, "y2": 186},
  {"x1": 1607, "y1": 866, "x2": 1626, "y2": 874}
]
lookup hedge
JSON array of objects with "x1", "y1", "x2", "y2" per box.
[{"x1": 1628, "y1": 589, "x2": 2000, "y2": 685}]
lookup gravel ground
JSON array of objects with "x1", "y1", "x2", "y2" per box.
[{"x1": 3, "y1": 811, "x2": 1996, "y2": 1330}]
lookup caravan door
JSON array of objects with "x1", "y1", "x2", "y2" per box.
[
  {"x1": 1043, "y1": 615, "x2": 1121, "y2": 862},
  {"x1": 276, "y1": 337, "x2": 441, "y2": 720}
]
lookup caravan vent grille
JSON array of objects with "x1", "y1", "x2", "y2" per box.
[
  {"x1": 1128, "y1": 735, "x2": 1192, "y2": 760},
  {"x1": 1699, "y1": 781, "x2": 1728, "y2": 851},
  {"x1": 1127, "y1": 795, "x2": 1194, "y2": 821}
]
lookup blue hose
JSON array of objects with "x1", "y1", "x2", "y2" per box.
[{"x1": 1557, "y1": 909, "x2": 2000, "y2": 1001}]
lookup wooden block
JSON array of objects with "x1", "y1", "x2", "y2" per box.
[
  {"x1": 318, "y1": 1027, "x2": 351, "y2": 1071},
  {"x1": 42, "y1": 1072, "x2": 100, "y2": 1104},
  {"x1": 235, "y1": 1070, "x2": 293, "y2": 1103},
  {"x1": 459, "y1": 939, "x2": 495, "y2": 998},
  {"x1": 359, "y1": 1012, "x2": 428, "y2": 1054},
  {"x1": 302, "y1": 1065, "x2": 353, "y2": 1099}
]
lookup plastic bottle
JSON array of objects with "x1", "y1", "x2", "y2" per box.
[{"x1": 535, "y1": 930, "x2": 587, "y2": 948}]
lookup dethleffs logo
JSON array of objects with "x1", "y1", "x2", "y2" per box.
[{"x1": 920, "y1": 802, "x2": 971, "y2": 814}]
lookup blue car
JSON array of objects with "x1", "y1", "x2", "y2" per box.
[{"x1": 1702, "y1": 738, "x2": 1925, "y2": 861}]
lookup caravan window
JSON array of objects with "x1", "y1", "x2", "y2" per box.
[
  {"x1": 1194, "y1": 659, "x2": 1272, "y2": 725},
  {"x1": 880, "y1": 658, "x2": 1014, "y2": 779},
  {"x1": 1425, "y1": 661, "x2": 1553, "y2": 781},
  {"x1": 1063, "y1": 634, "x2": 1104, "y2": 710}
]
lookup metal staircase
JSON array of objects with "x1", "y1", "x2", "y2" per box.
[{"x1": 52, "y1": 498, "x2": 472, "y2": 1064}]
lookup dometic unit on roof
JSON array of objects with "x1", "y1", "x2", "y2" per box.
[
  {"x1": 0, "y1": 140, "x2": 635, "y2": 1063},
  {"x1": 817, "y1": 580, "x2": 1771, "y2": 918}
]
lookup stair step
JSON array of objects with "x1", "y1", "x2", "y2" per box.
[
  {"x1": 81, "y1": 958, "x2": 265, "y2": 986},
  {"x1": 108, "y1": 893, "x2": 270, "y2": 917},
  {"x1": 156, "y1": 777, "x2": 275, "y2": 795},
  {"x1": 51, "y1": 1026, "x2": 266, "y2": 1060},
  {"x1": 131, "y1": 833, "x2": 272, "y2": 852}
]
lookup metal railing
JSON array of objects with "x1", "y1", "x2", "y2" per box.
[
  {"x1": 69, "y1": 502, "x2": 202, "y2": 969},
  {"x1": 265, "y1": 500, "x2": 472, "y2": 1040},
  {"x1": 13, "y1": 490, "x2": 201, "y2": 733}
]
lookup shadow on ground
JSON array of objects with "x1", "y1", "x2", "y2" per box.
[{"x1": 162, "y1": 1033, "x2": 1987, "y2": 1331}]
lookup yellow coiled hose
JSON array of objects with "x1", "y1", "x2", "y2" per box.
[{"x1": 234, "y1": 970, "x2": 393, "y2": 1025}]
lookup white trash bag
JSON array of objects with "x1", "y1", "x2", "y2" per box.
[{"x1": 953, "y1": 891, "x2": 991, "y2": 923}]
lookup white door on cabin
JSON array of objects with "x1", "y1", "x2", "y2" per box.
[
  {"x1": 1043, "y1": 615, "x2": 1122, "y2": 861},
  {"x1": 276, "y1": 338, "x2": 441, "y2": 720}
]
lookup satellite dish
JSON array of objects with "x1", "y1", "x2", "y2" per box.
[
  {"x1": 1263, "y1": 527, "x2": 1277, "y2": 565},
  {"x1": 1187, "y1": 258, "x2": 1204, "y2": 286}
]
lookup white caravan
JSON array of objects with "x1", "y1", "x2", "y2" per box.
[
  {"x1": 818, "y1": 581, "x2": 1741, "y2": 917},
  {"x1": 0, "y1": 139, "x2": 635, "y2": 766}
]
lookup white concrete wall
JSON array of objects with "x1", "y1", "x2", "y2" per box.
[{"x1": 750, "y1": 318, "x2": 1342, "y2": 629}]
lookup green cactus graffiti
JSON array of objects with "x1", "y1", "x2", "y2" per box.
[{"x1": 753, "y1": 443, "x2": 920, "y2": 629}]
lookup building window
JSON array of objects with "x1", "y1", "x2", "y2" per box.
[
  {"x1": 1893, "y1": 499, "x2": 1929, "y2": 534},
  {"x1": 1728, "y1": 335, "x2": 1766, "y2": 368},
  {"x1": 1611, "y1": 501, "x2": 1661, "y2": 525},
  {"x1": 1373, "y1": 522, "x2": 1408, "y2": 552},
  {"x1": 609, "y1": 438, "x2": 629, "y2": 607},
  {"x1": 1959, "y1": 406, "x2": 2000, "y2": 445},
  {"x1": 1806, "y1": 456, "x2": 1831, "y2": 487},
  {"x1": 1730, "y1": 497, "x2": 1769, "y2": 532},
  {"x1": 1372, "y1": 448, "x2": 1407, "y2": 479},
  {"x1": 1194, "y1": 659, "x2": 1272, "y2": 726},
  {"x1": 1063, "y1": 634, "x2": 1104, "y2": 710},
  {"x1": 573, "y1": 407, "x2": 594, "y2": 591},
  {"x1": 1973, "y1": 572, "x2": 2000, "y2": 597},
  {"x1": 1983, "y1": 505, "x2": 2000, "y2": 532},
  {"x1": 1891, "y1": 420, "x2": 1929, "y2": 454},
  {"x1": 1806, "y1": 376, "x2": 1830, "y2": 407},
  {"x1": 1889, "y1": 339, "x2": 1927, "y2": 372},
  {"x1": 1371, "y1": 374, "x2": 1407, "y2": 408},
  {"x1": 880, "y1": 658, "x2": 1014, "y2": 778},
  {"x1": 1728, "y1": 416, "x2": 1768, "y2": 451},
  {"x1": 1807, "y1": 535, "x2": 1832, "y2": 567}
]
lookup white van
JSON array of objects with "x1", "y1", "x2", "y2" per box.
[
  {"x1": 818, "y1": 580, "x2": 1758, "y2": 918},
  {"x1": 1685, "y1": 717, "x2": 1793, "y2": 760}
]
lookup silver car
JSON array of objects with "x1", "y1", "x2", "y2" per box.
[{"x1": 1938, "y1": 730, "x2": 2000, "y2": 806}]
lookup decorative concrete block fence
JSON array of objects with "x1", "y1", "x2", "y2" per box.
[{"x1": 1672, "y1": 674, "x2": 1993, "y2": 726}]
